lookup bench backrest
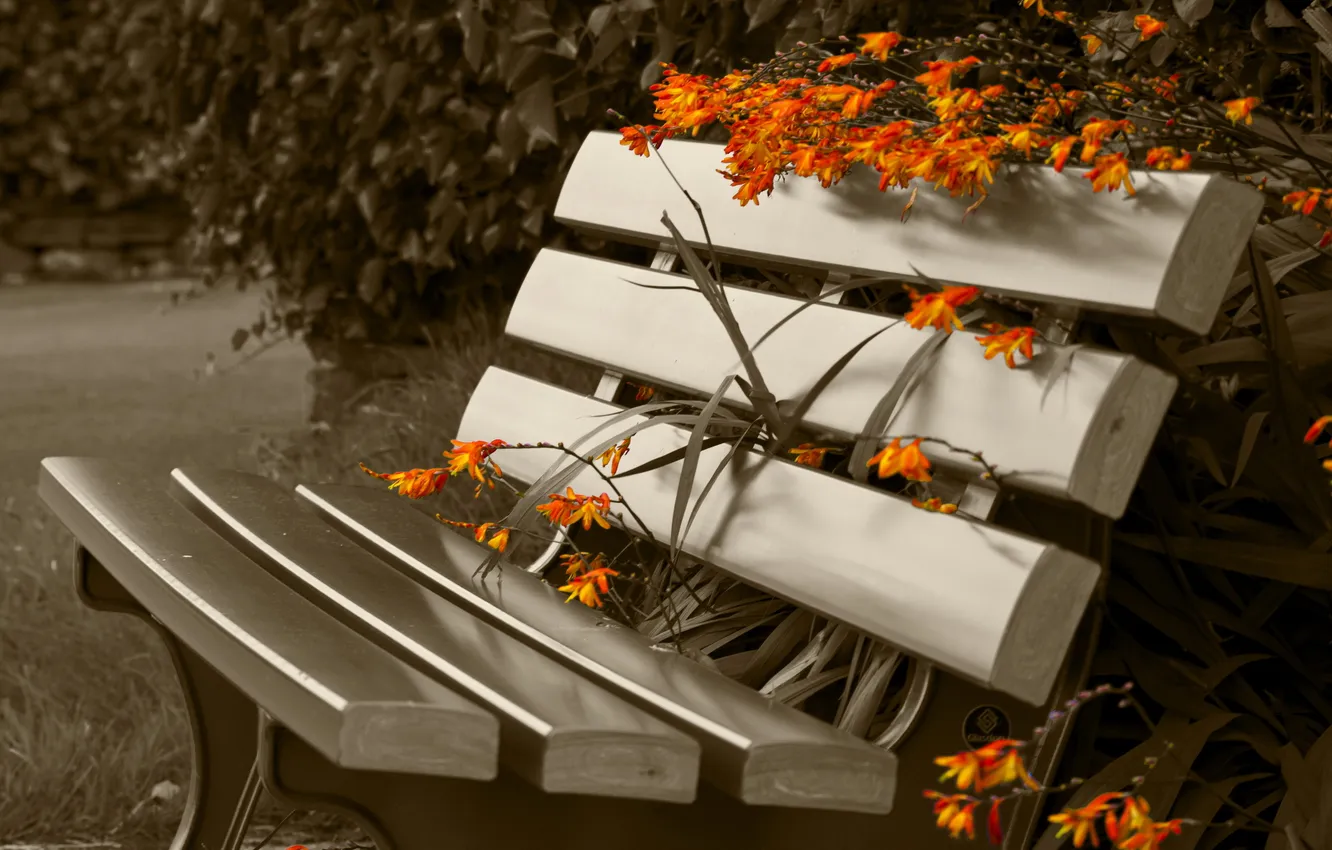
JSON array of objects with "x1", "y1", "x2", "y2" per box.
[{"x1": 456, "y1": 131, "x2": 1262, "y2": 709}]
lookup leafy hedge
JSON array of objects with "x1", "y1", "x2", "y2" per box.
[
  {"x1": 0, "y1": 0, "x2": 177, "y2": 211},
  {"x1": 102, "y1": 0, "x2": 1321, "y2": 349}
]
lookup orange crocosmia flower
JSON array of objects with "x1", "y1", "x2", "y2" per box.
[
  {"x1": 1048, "y1": 793, "x2": 1124, "y2": 848},
  {"x1": 596, "y1": 438, "x2": 632, "y2": 475},
  {"x1": 817, "y1": 52, "x2": 858, "y2": 73},
  {"x1": 617, "y1": 124, "x2": 669, "y2": 157},
  {"x1": 1119, "y1": 819, "x2": 1185, "y2": 850},
  {"x1": 912, "y1": 497, "x2": 958, "y2": 514},
  {"x1": 923, "y1": 791, "x2": 979, "y2": 839},
  {"x1": 359, "y1": 463, "x2": 448, "y2": 499},
  {"x1": 472, "y1": 523, "x2": 510, "y2": 553},
  {"x1": 915, "y1": 57, "x2": 980, "y2": 95},
  {"x1": 1283, "y1": 188, "x2": 1329, "y2": 216},
  {"x1": 1085, "y1": 153, "x2": 1136, "y2": 196},
  {"x1": 1081, "y1": 33, "x2": 1103, "y2": 55},
  {"x1": 1046, "y1": 136, "x2": 1079, "y2": 172},
  {"x1": 868, "y1": 437, "x2": 933, "y2": 482},
  {"x1": 904, "y1": 284, "x2": 981, "y2": 333},
  {"x1": 1000, "y1": 123, "x2": 1049, "y2": 158},
  {"x1": 973, "y1": 739, "x2": 1041, "y2": 792},
  {"x1": 1134, "y1": 14, "x2": 1167, "y2": 39},
  {"x1": 536, "y1": 488, "x2": 579, "y2": 526},
  {"x1": 443, "y1": 439, "x2": 506, "y2": 485},
  {"x1": 1145, "y1": 146, "x2": 1192, "y2": 171},
  {"x1": 790, "y1": 443, "x2": 838, "y2": 467},
  {"x1": 569, "y1": 492, "x2": 614, "y2": 531},
  {"x1": 1020, "y1": 0, "x2": 1049, "y2": 15},
  {"x1": 1224, "y1": 96, "x2": 1259, "y2": 124},
  {"x1": 977, "y1": 324, "x2": 1036, "y2": 368},
  {"x1": 1078, "y1": 118, "x2": 1132, "y2": 162},
  {"x1": 987, "y1": 800, "x2": 1005, "y2": 845},
  {"x1": 1305, "y1": 415, "x2": 1332, "y2": 444},
  {"x1": 634, "y1": 383, "x2": 656, "y2": 401},
  {"x1": 858, "y1": 31, "x2": 902, "y2": 61},
  {"x1": 1105, "y1": 795, "x2": 1153, "y2": 843},
  {"x1": 558, "y1": 565, "x2": 620, "y2": 608},
  {"x1": 1152, "y1": 73, "x2": 1182, "y2": 102}
]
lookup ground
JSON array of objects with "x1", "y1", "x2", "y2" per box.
[{"x1": 0, "y1": 279, "x2": 351, "y2": 849}]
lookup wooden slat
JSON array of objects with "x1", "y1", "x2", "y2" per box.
[
  {"x1": 553, "y1": 131, "x2": 1263, "y2": 334},
  {"x1": 167, "y1": 467, "x2": 700, "y2": 804},
  {"x1": 505, "y1": 248, "x2": 1177, "y2": 520},
  {"x1": 37, "y1": 457, "x2": 500, "y2": 780},
  {"x1": 297, "y1": 482, "x2": 899, "y2": 815},
  {"x1": 456, "y1": 368, "x2": 1101, "y2": 706}
]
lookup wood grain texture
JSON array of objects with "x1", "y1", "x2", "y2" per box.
[
  {"x1": 456, "y1": 368, "x2": 1101, "y2": 706},
  {"x1": 505, "y1": 248, "x2": 1178, "y2": 519},
  {"x1": 298, "y1": 482, "x2": 898, "y2": 814},
  {"x1": 168, "y1": 467, "x2": 700, "y2": 804},
  {"x1": 553, "y1": 131, "x2": 1263, "y2": 334},
  {"x1": 37, "y1": 457, "x2": 499, "y2": 780}
]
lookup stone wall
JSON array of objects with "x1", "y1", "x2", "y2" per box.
[{"x1": 0, "y1": 199, "x2": 192, "y2": 283}]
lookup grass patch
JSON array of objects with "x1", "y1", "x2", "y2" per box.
[{"x1": 0, "y1": 299, "x2": 597, "y2": 847}]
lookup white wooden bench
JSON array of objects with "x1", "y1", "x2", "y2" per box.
[{"x1": 39, "y1": 129, "x2": 1262, "y2": 850}]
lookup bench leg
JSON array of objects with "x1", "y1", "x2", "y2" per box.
[{"x1": 73, "y1": 544, "x2": 263, "y2": 850}]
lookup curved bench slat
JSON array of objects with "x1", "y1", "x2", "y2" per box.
[
  {"x1": 554, "y1": 131, "x2": 1263, "y2": 334},
  {"x1": 456, "y1": 368, "x2": 1101, "y2": 707},
  {"x1": 297, "y1": 481, "x2": 899, "y2": 815},
  {"x1": 168, "y1": 467, "x2": 700, "y2": 804},
  {"x1": 37, "y1": 457, "x2": 499, "y2": 780},
  {"x1": 505, "y1": 248, "x2": 1177, "y2": 520}
]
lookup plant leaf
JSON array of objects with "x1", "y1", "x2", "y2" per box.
[
  {"x1": 849, "y1": 330, "x2": 951, "y2": 483},
  {"x1": 773, "y1": 325, "x2": 891, "y2": 451},
  {"x1": 1117, "y1": 534, "x2": 1332, "y2": 589},
  {"x1": 668, "y1": 374, "x2": 737, "y2": 560},
  {"x1": 1232, "y1": 410, "x2": 1271, "y2": 487}
]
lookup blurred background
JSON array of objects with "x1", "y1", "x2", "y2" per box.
[{"x1": 2, "y1": 0, "x2": 1328, "y2": 847}]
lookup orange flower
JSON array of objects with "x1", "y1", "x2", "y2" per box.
[
  {"x1": 915, "y1": 57, "x2": 980, "y2": 95},
  {"x1": 1305, "y1": 415, "x2": 1332, "y2": 444},
  {"x1": 904, "y1": 284, "x2": 981, "y2": 332},
  {"x1": 1078, "y1": 118, "x2": 1133, "y2": 162},
  {"x1": 1048, "y1": 793, "x2": 1124, "y2": 847},
  {"x1": 1151, "y1": 73, "x2": 1182, "y2": 102},
  {"x1": 1118, "y1": 819, "x2": 1184, "y2": 850},
  {"x1": 470, "y1": 522, "x2": 511, "y2": 553},
  {"x1": 923, "y1": 791, "x2": 978, "y2": 839},
  {"x1": 789, "y1": 443, "x2": 838, "y2": 467},
  {"x1": 633, "y1": 383, "x2": 657, "y2": 401},
  {"x1": 1081, "y1": 33, "x2": 1103, "y2": 55},
  {"x1": 1020, "y1": 0, "x2": 1049, "y2": 15},
  {"x1": 868, "y1": 437, "x2": 933, "y2": 482},
  {"x1": 443, "y1": 439, "x2": 507, "y2": 487},
  {"x1": 1000, "y1": 123, "x2": 1049, "y2": 158},
  {"x1": 1283, "y1": 189, "x2": 1330, "y2": 216},
  {"x1": 1105, "y1": 795, "x2": 1153, "y2": 843},
  {"x1": 858, "y1": 32, "x2": 902, "y2": 61},
  {"x1": 560, "y1": 551, "x2": 608, "y2": 576},
  {"x1": 973, "y1": 739, "x2": 1041, "y2": 792},
  {"x1": 1085, "y1": 153, "x2": 1136, "y2": 196},
  {"x1": 617, "y1": 124, "x2": 669, "y2": 157},
  {"x1": 1224, "y1": 96, "x2": 1259, "y2": 125},
  {"x1": 1134, "y1": 14, "x2": 1167, "y2": 40},
  {"x1": 1145, "y1": 146, "x2": 1192, "y2": 171},
  {"x1": 977, "y1": 324, "x2": 1037, "y2": 368},
  {"x1": 538, "y1": 488, "x2": 614, "y2": 531},
  {"x1": 817, "y1": 52, "x2": 858, "y2": 73},
  {"x1": 912, "y1": 497, "x2": 958, "y2": 514},
  {"x1": 1047, "y1": 136, "x2": 1079, "y2": 172},
  {"x1": 558, "y1": 565, "x2": 620, "y2": 608},
  {"x1": 359, "y1": 463, "x2": 448, "y2": 499},
  {"x1": 596, "y1": 438, "x2": 632, "y2": 475}
]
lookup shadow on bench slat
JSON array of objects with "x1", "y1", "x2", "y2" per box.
[
  {"x1": 297, "y1": 482, "x2": 900, "y2": 816},
  {"x1": 37, "y1": 457, "x2": 500, "y2": 780},
  {"x1": 168, "y1": 466, "x2": 701, "y2": 805}
]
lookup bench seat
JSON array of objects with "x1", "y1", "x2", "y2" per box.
[
  {"x1": 166, "y1": 465, "x2": 702, "y2": 803},
  {"x1": 294, "y1": 478, "x2": 900, "y2": 813},
  {"x1": 38, "y1": 456, "x2": 500, "y2": 780}
]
